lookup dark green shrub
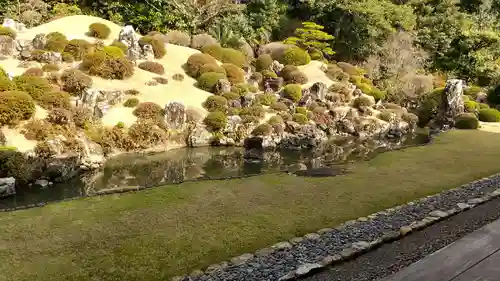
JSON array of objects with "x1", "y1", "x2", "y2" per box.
[
  {"x1": 138, "y1": 61, "x2": 165, "y2": 74},
  {"x1": 479, "y1": 103, "x2": 490, "y2": 109},
  {"x1": 39, "y1": 91, "x2": 71, "y2": 110},
  {"x1": 0, "y1": 27, "x2": 16, "y2": 38},
  {"x1": 464, "y1": 100, "x2": 480, "y2": 112},
  {"x1": 62, "y1": 52, "x2": 75, "y2": 62},
  {"x1": 286, "y1": 70, "x2": 308, "y2": 84},
  {"x1": 111, "y1": 40, "x2": 128, "y2": 53},
  {"x1": 64, "y1": 39, "x2": 92, "y2": 60},
  {"x1": 199, "y1": 64, "x2": 226, "y2": 76},
  {"x1": 256, "y1": 54, "x2": 273, "y2": 72},
  {"x1": 88, "y1": 23, "x2": 111, "y2": 39},
  {"x1": 61, "y1": 69, "x2": 92, "y2": 94},
  {"x1": 268, "y1": 115, "x2": 284, "y2": 124},
  {"x1": 416, "y1": 87, "x2": 445, "y2": 127},
  {"x1": 172, "y1": 73, "x2": 184, "y2": 81},
  {"x1": 201, "y1": 44, "x2": 224, "y2": 61},
  {"x1": 282, "y1": 47, "x2": 311, "y2": 66},
  {"x1": 197, "y1": 72, "x2": 226, "y2": 92},
  {"x1": 353, "y1": 96, "x2": 374, "y2": 108},
  {"x1": 103, "y1": 46, "x2": 125, "y2": 58},
  {"x1": 82, "y1": 51, "x2": 135, "y2": 79},
  {"x1": 271, "y1": 102, "x2": 288, "y2": 111},
  {"x1": 256, "y1": 93, "x2": 277, "y2": 106},
  {"x1": 128, "y1": 119, "x2": 168, "y2": 149},
  {"x1": 203, "y1": 111, "x2": 227, "y2": 131},
  {"x1": 13, "y1": 75, "x2": 53, "y2": 101},
  {"x1": 222, "y1": 63, "x2": 244, "y2": 84},
  {"x1": 487, "y1": 85, "x2": 500, "y2": 105},
  {"x1": 0, "y1": 91, "x2": 36, "y2": 125},
  {"x1": 478, "y1": 108, "x2": 500, "y2": 122},
  {"x1": 23, "y1": 68, "x2": 44, "y2": 77},
  {"x1": 292, "y1": 113, "x2": 308, "y2": 124},
  {"x1": 0, "y1": 76, "x2": 15, "y2": 92},
  {"x1": 191, "y1": 33, "x2": 218, "y2": 50},
  {"x1": 231, "y1": 84, "x2": 252, "y2": 95},
  {"x1": 138, "y1": 35, "x2": 166, "y2": 59},
  {"x1": 133, "y1": 102, "x2": 164, "y2": 119},
  {"x1": 0, "y1": 150, "x2": 31, "y2": 183},
  {"x1": 185, "y1": 53, "x2": 217, "y2": 77},
  {"x1": 165, "y1": 30, "x2": 191, "y2": 46},
  {"x1": 464, "y1": 85, "x2": 482, "y2": 100},
  {"x1": 455, "y1": 113, "x2": 479, "y2": 129},
  {"x1": 261, "y1": 70, "x2": 278, "y2": 79},
  {"x1": 240, "y1": 105, "x2": 265, "y2": 118},
  {"x1": 124, "y1": 98, "x2": 139, "y2": 107},
  {"x1": 30, "y1": 49, "x2": 48, "y2": 63},
  {"x1": 221, "y1": 48, "x2": 247, "y2": 67},
  {"x1": 42, "y1": 63, "x2": 60, "y2": 72},
  {"x1": 203, "y1": 95, "x2": 227, "y2": 112},
  {"x1": 283, "y1": 84, "x2": 302, "y2": 102},
  {"x1": 222, "y1": 92, "x2": 240, "y2": 101},
  {"x1": 45, "y1": 32, "x2": 68, "y2": 52},
  {"x1": 252, "y1": 123, "x2": 273, "y2": 136}
]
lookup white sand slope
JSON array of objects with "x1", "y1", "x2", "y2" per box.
[
  {"x1": 479, "y1": 122, "x2": 500, "y2": 133},
  {"x1": 1, "y1": 127, "x2": 36, "y2": 152},
  {"x1": 299, "y1": 61, "x2": 333, "y2": 88}
]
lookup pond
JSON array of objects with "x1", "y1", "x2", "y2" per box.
[{"x1": 0, "y1": 133, "x2": 430, "y2": 209}]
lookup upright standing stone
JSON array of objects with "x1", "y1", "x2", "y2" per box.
[{"x1": 433, "y1": 79, "x2": 465, "y2": 130}]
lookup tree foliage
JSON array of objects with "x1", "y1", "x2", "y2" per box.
[{"x1": 283, "y1": 22, "x2": 335, "y2": 57}]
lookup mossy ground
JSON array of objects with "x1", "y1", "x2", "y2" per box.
[{"x1": 1, "y1": 130, "x2": 500, "y2": 281}]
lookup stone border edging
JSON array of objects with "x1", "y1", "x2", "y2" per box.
[{"x1": 170, "y1": 174, "x2": 500, "y2": 281}]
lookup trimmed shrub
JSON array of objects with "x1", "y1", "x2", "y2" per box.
[
  {"x1": 222, "y1": 63, "x2": 245, "y2": 84},
  {"x1": 222, "y1": 92, "x2": 240, "y2": 101},
  {"x1": 256, "y1": 93, "x2": 277, "y2": 106},
  {"x1": 88, "y1": 23, "x2": 111, "y2": 39},
  {"x1": 42, "y1": 63, "x2": 60, "y2": 72},
  {"x1": 138, "y1": 35, "x2": 166, "y2": 59},
  {"x1": 337, "y1": 62, "x2": 364, "y2": 76},
  {"x1": 256, "y1": 54, "x2": 273, "y2": 72},
  {"x1": 39, "y1": 91, "x2": 71, "y2": 110},
  {"x1": 203, "y1": 111, "x2": 227, "y2": 131},
  {"x1": 279, "y1": 65, "x2": 299, "y2": 80},
  {"x1": 191, "y1": 33, "x2": 218, "y2": 50},
  {"x1": 271, "y1": 102, "x2": 288, "y2": 111},
  {"x1": 132, "y1": 102, "x2": 164, "y2": 119},
  {"x1": 153, "y1": 77, "x2": 169, "y2": 84},
  {"x1": 240, "y1": 105, "x2": 265, "y2": 118},
  {"x1": 377, "y1": 111, "x2": 392, "y2": 122},
  {"x1": 197, "y1": 72, "x2": 226, "y2": 92},
  {"x1": 172, "y1": 73, "x2": 184, "y2": 81},
  {"x1": 199, "y1": 64, "x2": 226, "y2": 76},
  {"x1": 47, "y1": 108, "x2": 72, "y2": 125},
  {"x1": 23, "y1": 68, "x2": 44, "y2": 77},
  {"x1": 103, "y1": 46, "x2": 125, "y2": 58},
  {"x1": 261, "y1": 70, "x2": 278, "y2": 79},
  {"x1": 250, "y1": 72, "x2": 263, "y2": 84},
  {"x1": 125, "y1": 89, "x2": 140, "y2": 95},
  {"x1": 82, "y1": 51, "x2": 135, "y2": 79},
  {"x1": 0, "y1": 91, "x2": 36, "y2": 125},
  {"x1": 201, "y1": 44, "x2": 224, "y2": 61},
  {"x1": 282, "y1": 84, "x2": 302, "y2": 102},
  {"x1": 138, "y1": 61, "x2": 165, "y2": 75},
  {"x1": 62, "y1": 52, "x2": 75, "y2": 62},
  {"x1": 0, "y1": 27, "x2": 16, "y2": 38},
  {"x1": 185, "y1": 53, "x2": 217, "y2": 77},
  {"x1": 292, "y1": 113, "x2": 308, "y2": 124},
  {"x1": 368, "y1": 88, "x2": 386, "y2": 101},
  {"x1": 282, "y1": 47, "x2": 311, "y2": 66},
  {"x1": 61, "y1": 69, "x2": 92, "y2": 94},
  {"x1": 221, "y1": 48, "x2": 247, "y2": 67},
  {"x1": 165, "y1": 30, "x2": 191, "y2": 46},
  {"x1": 353, "y1": 96, "x2": 374, "y2": 108},
  {"x1": 464, "y1": 85, "x2": 482, "y2": 100},
  {"x1": 13, "y1": 75, "x2": 53, "y2": 101},
  {"x1": 268, "y1": 115, "x2": 284, "y2": 125},
  {"x1": 231, "y1": 84, "x2": 252, "y2": 96},
  {"x1": 295, "y1": 106, "x2": 308, "y2": 115},
  {"x1": 478, "y1": 108, "x2": 500, "y2": 122},
  {"x1": 455, "y1": 113, "x2": 479, "y2": 129},
  {"x1": 325, "y1": 64, "x2": 349, "y2": 82},
  {"x1": 124, "y1": 98, "x2": 139, "y2": 107},
  {"x1": 252, "y1": 123, "x2": 273, "y2": 136},
  {"x1": 479, "y1": 103, "x2": 490, "y2": 109},
  {"x1": 116, "y1": 122, "x2": 125, "y2": 129},
  {"x1": 286, "y1": 70, "x2": 308, "y2": 84},
  {"x1": 111, "y1": 40, "x2": 128, "y2": 53},
  {"x1": 464, "y1": 100, "x2": 480, "y2": 113},
  {"x1": 0, "y1": 76, "x2": 15, "y2": 92},
  {"x1": 128, "y1": 119, "x2": 167, "y2": 149},
  {"x1": 72, "y1": 107, "x2": 92, "y2": 128},
  {"x1": 64, "y1": 39, "x2": 92, "y2": 60},
  {"x1": 203, "y1": 95, "x2": 228, "y2": 112},
  {"x1": 45, "y1": 32, "x2": 68, "y2": 52}
]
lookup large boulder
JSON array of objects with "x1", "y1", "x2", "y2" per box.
[
  {"x1": 164, "y1": 101, "x2": 187, "y2": 130},
  {"x1": 0, "y1": 177, "x2": 15, "y2": 198},
  {"x1": 280, "y1": 123, "x2": 328, "y2": 150},
  {"x1": 187, "y1": 124, "x2": 212, "y2": 147},
  {"x1": 76, "y1": 132, "x2": 105, "y2": 170},
  {"x1": 309, "y1": 82, "x2": 327, "y2": 101},
  {"x1": 118, "y1": 25, "x2": 142, "y2": 61},
  {"x1": 0, "y1": 36, "x2": 15, "y2": 57}
]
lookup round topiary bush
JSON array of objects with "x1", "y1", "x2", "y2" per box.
[
  {"x1": 268, "y1": 115, "x2": 284, "y2": 124},
  {"x1": 185, "y1": 53, "x2": 217, "y2": 77},
  {"x1": 368, "y1": 88, "x2": 386, "y2": 101},
  {"x1": 39, "y1": 91, "x2": 71, "y2": 110},
  {"x1": 82, "y1": 51, "x2": 135, "y2": 79},
  {"x1": 479, "y1": 103, "x2": 489, "y2": 109},
  {"x1": 292, "y1": 113, "x2": 308, "y2": 124},
  {"x1": 111, "y1": 40, "x2": 128, "y2": 54},
  {"x1": 61, "y1": 52, "x2": 75, "y2": 62},
  {"x1": 0, "y1": 26, "x2": 16, "y2": 38},
  {"x1": 138, "y1": 35, "x2": 166, "y2": 59},
  {"x1": 478, "y1": 108, "x2": 500, "y2": 122},
  {"x1": 138, "y1": 61, "x2": 165, "y2": 75},
  {"x1": 44, "y1": 32, "x2": 68, "y2": 52},
  {"x1": 337, "y1": 62, "x2": 365, "y2": 76},
  {"x1": 199, "y1": 64, "x2": 226, "y2": 76},
  {"x1": 13, "y1": 75, "x2": 53, "y2": 101},
  {"x1": 133, "y1": 102, "x2": 164, "y2": 119},
  {"x1": 23, "y1": 68, "x2": 44, "y2": 77},
  {"x1": 47, "y1": 108, "x2": 72, "y2": 125},
  {"x1": 222, "y1": 92, "x2": 239, "y2": 101},
  {"x1": 221, "y1": 48, "x2": 247, "y2": 67},
  {"x1": 286, "y1": 70, "x2": 308, "y2": 84},
  {"x1": 282, "y1": 47, "x2": 311, "y2": 66},
  {"x1": 282, "y1": 84, "x2": 302, "y2": 102},
  {"x1": 222, "y1": 63, "x2": 244, "y2": 84},
  {"x1": 172, "y1": 73, "x2": 184, "y2": 81},
  {"x1": 295, "y1": 106, "x2": 307, "y2": 115},
  {"x1": 197, "y1": 72, "x2": 226, "y2": 92},
  {"x1": 191, "y1": 33, "x2": 218, "y2": 50},
  {"x1": 88, "y1": 22, "x2": 111, "y2": 39},
  {"x1": 203, "y1": 111, "x2": 227, "y2": 131},
  {"x1": 464, "y1": 100, "x2": 480, "y2": 113},
  {"x1": 464, "y1": 85, "x2": 482, "y2": 100},
  {"x1": 0, "y1": 91, "x2": 36, "y2": 125},
  {"x1": 42, "y1": 63, "x2": 60, "y2": 72},
  {"x1": 261, "y1": 70, "x2": 278, "y2": 79},
  {"x1": 72, "y1": 107, "x2": 92, "y2": 128},
  {"x1": 256, "y1": 93, "x2": 277, "y2": 106},
  {"x1": 124, "y1": 98, "x2": 139, "y2": 107},
  {"x1": 203, "y1": 95, "x2": 228, "y2": 112},
  {"x1": 231, "y1": 84, "x2": 252, "y2": 95},
  {"x1": 240, "y1": 105, "x2": 265, "y2": 118},
  {"x1": 256, "y1": 54, "x2": 273, "y2": 72},
  {"x1": 455, "y1": 113, "x2": 479, "y2": 129},
  {"x1": 103, "y1": 46, "x2": 125, "y2": 58},
  {"x1": 279, "y1": 65, "x2": 299, "y2": 79},
  {"x1": 353, "y1": 96, "x2": 375, "y2": 108},
  {"x1": 271, "y1": 101, "x2": 288, "y2": 111},
  {"x1": 64, "y1": 39, "x2": 92, "y2": 60},
  {"x1": 0, "y1": 76, "x2": 15, "y2": 92},
  {"x1": 61, "y1": 69, "x2": 93, "y2": 94},
  {"x1": 377, "y1": 111, "x2": 393, "y2": 122},
  {"x1": 252, "y1": 123, "x2": 273, "y2": 136},
  {"x1": 201, "y1": 44, "x2": 224, "y2": 61},
  {"x1": 165, "y1": 30, "x2": 191, "y2": 46}
]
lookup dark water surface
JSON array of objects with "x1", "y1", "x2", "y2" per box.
[{"x1": 0, "y1": 133, "x2": 429, "y2": 209}]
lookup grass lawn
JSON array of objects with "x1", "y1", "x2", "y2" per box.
[{"x1": 2, "y1": 130, "x2": 500, "y2": 281}]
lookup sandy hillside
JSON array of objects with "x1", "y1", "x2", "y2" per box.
[{"x1": 299, "y1": 61, "x2": 333, "y2": 88}]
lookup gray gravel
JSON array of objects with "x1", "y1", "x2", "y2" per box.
[
  {"x1": 178, "y1": 175, "x2": 500, "y2": 281},
  {"x1": 303, "y1": 196, "x2": 500, "y2": 281}
]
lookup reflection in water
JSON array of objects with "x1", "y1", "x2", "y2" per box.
[{"x1": 0, "y1": 133, "x2": 429, "y2": 209}]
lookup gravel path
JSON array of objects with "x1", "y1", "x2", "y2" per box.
[{"x1": 302, "y1": 196, "x2": 500, "y2": 281}]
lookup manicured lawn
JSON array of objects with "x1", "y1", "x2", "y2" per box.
[{"x1": 1, "y1": 130, "x2": 500, "y2": 281}]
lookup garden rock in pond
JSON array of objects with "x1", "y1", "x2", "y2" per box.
[
  {"x1": 280, "y1": 123, "x2": 328, "y2": 150},
  {"x1": 187, "y1": 124, "x2": 212, "y2": 147},
  {"x1": 0, "y1": 177, "x2": 15, "y2": 198}
]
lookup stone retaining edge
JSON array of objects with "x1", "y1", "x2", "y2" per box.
[{"x1": 169, "y1": 175, "x2": 500, "y2": 281}]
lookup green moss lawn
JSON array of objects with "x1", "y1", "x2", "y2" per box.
[{"x1": 2, "y1": 130, "x2": 500, "y2": 281}]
